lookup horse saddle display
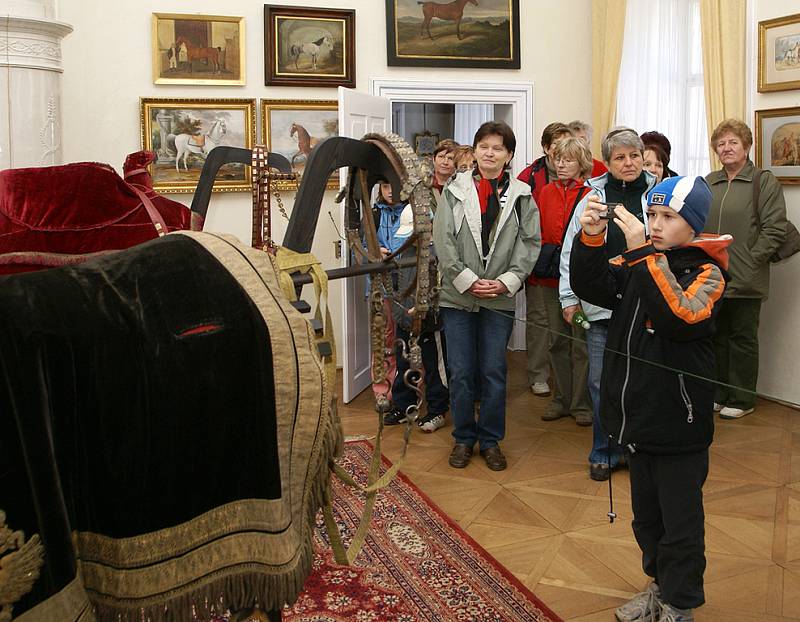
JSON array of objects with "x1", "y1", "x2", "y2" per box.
[
  {"x1": 0, "y1": 231, "x2": 341, "y2": 621},
  {"x1": 0, "y1": 151, "x2": 197, "y2": 275}
]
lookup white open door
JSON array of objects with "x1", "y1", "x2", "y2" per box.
[{"x1": 338, "y1": 87, "x2": 391, "y2": 403}]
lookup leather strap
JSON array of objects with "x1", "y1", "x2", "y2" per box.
[{"x1": 127, "y1": 184, "x2": 167, "y2": 237}]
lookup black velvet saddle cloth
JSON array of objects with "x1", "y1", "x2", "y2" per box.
[{"x1": 0, "y1": 232, "x2": 340, "y2": 621}]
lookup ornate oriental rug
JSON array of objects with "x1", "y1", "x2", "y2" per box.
[{"x1": 281, "y1": 439, "x2": 562, "y2": 622}]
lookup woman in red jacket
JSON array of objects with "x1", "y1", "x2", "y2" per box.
[{"x1": 530, "y1": 137, "x2": 593, "y2": 425}]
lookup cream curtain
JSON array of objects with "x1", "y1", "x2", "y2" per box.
[
  {"x1": 592, "y1": 0, "x2": 627, "y2": 156},
  {"x1": 699, "y1": 0, "x2": 746, "y2": 166}
]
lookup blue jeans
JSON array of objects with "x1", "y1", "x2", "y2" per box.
[
  {"x1": 586, "y1": 322, "x2": 623, "y2": 467},
  {"x1": 441, "y1": 306, "x2": 514, "y2": 452}
]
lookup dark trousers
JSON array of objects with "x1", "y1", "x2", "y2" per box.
[
  {"x1": 629, "y1": 450, "x2": 709, "y2": 610},
  {"x1": 713, "y1": 297, "x2": 761, "y2": 409},
  {"x1": 392, "y1": 326, "x2": 449, "y2": 417}
]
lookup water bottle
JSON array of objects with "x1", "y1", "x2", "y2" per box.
[{"x1": 573, "y1": 310, "x2": 590, "y2": 330}]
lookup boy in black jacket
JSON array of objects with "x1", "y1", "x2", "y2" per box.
[{"x1": 570, "y1": 176, "x2": 731, "y2": 622}]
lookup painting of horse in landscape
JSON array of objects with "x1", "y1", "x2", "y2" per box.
[
  {"x1": 261, "y1": 100, "x2": 339, "y2": 189},
  {"x1": 386, "y1": 0, "x2": 520, "y2": 68},
  {"x1": 153, "y1": 14, "x2": 244, "y2": 85}
]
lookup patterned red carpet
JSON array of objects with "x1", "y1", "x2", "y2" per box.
[{"x1": 282, "y1": 439, "x2": 562, "y2": 622}]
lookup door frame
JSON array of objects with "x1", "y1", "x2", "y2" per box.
[{"x1": 369, "y1": 78, "x2": 534, "y2": 177}]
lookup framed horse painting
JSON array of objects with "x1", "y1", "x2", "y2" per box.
[
  {"x1": 260, "y1": 99, "x2": 339, "y2": 190},
  {"x1": 152, "y1": 13, "x2": 245, "y2": 85},
  {"x1": 264, "y1": 5, "x2": 355, "y2": 87},
  {"x1": 140, "y1": 98, "x2": 257, "y2": 193},
  {"x1": 385, "y1": 0, "x2": 520, "y2": 68},
  {"x1": 755, "y1": 107, "x2": 800, "y2": 184},
  {"x1": 758, "y1": 13, "x2": 800, "y2": 93}
]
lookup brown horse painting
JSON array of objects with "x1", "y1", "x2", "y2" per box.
[
  {"x1": 175, "y1": 36, "x2": 222, "y2": 73},
  {"x1": 418, "y1": 0, "x2": 478, "y2": 40},
  {"x1": 289, "y1": 123, "x2": 319, "y2": 166}
]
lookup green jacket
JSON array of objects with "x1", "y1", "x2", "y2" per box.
[
  {"x1": 433, "y1": 171, "x2": 540, "y2": 312},
  {"x1": 705, "y1": 160, "x2": 788, "y2": 299}
]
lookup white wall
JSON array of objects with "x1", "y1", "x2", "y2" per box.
[
  {"x1": 749, "y1": 0, "x2": 800, "y2": 406},
  {"x1": 57, "y1": 0, "x2": 593, "y2": 366}
]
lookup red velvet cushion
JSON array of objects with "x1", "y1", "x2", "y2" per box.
[{"x1": 0, "y1": 152, "x2": 196, "y2": 274}]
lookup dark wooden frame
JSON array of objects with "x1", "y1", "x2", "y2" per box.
[
  {"x1": 264, "y1": 5, "x2": 355, "y2": 87},
  {"x1": 385, "y1": 0, "x2": 520, "y2": 69},
  {"x1": 755, "y1": 107, "x2": 800, "y2": 185}
]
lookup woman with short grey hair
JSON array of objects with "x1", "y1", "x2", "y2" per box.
[{"x1": 558, "y1": 126, "x2": 657, "y2": 482}]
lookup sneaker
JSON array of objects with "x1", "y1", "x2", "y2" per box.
[
  {"x1": 574, "y1": 412, "x2": 593, "y2": 426},
  {"x1": 658, "y1": 603, "x2": 693, "y2": 622},
  {"x1": 531, "y1": 382, "x2": 551, "y2": 396},
  {"x1": 713, "y1": 402, "x2": 724, "y2": 412},
  {"x1": 615, "y1": 583, "x2": 661, "y2": 622},
  {"x1": 719, "y1": 406, "x2": 754, "y2": 419},
  {"x1": 418, "y1": 413, "x2": 446, "y2": 432},
  {"x1": 383, "y1": 409, "x2": 407, "y2": 426},
  {"x1": 590, "y1": 462, "x2": 610, "y2": 481}
]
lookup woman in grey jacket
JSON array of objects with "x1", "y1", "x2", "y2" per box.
[{"x1": 433, "y1": 121, "x2": 540, "y2": 471}]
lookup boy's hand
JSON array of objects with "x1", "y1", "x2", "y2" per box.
[
  {"x1": 579, "y1": 195, "x2": 608, "y2": 236},
  {"x1": 612, "y1": 207, "x2": 647, "y2": 250},
  {"x1": 380, "y1": 246, "x2": 390, "y2": 259}
]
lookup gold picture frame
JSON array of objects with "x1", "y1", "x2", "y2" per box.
[
  {"x1": 260, "y1": 99, "x2": 339, "y2": 190},
  {"x1": 755, "y1": 107, "x2": 800, "y2": 184},
  {"x1": 758, "y1": 12, "x2": 800, "y2": 93},
  {"x1": 152, "y1": 13, "x2": 246, "y2": 86},
  {"x1": 140, "y1": 97, "x2": 256, "y2": 193}
]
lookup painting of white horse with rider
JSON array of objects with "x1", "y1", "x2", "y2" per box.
[
  {"x1": 266, "y1": 6, "x2": 355, "y2": 87},
  {"x1": 141, "y1": 99, "x2": 256, "y2": 193}
]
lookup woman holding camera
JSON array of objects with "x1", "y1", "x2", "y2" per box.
[{"x1": 558, "y1": 127, "x2": 658, "y2": 481}]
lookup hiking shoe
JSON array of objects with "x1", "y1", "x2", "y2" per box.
[
  {"x1": 448, "y1": 443, "x2": 473, "y2": 468},
  {"x1": 383, "y1": 409, "x2": 407, "y2": 426},
  {"x1": 713, "y1": 402, "x2": 724, "y2": 412},
  {"x1": 418, "y1": 413, "x2": 446, "y2": 432},
  {"x1": 615, "y1": 583, "x2": 661, "y2": 622},
  {"x1": 480, "y1": 445, "x2": 507, "y2": 471},
  {"x1": 541, "y1": 408, "x2": 568, "y2": 422},
  {"x1": 531, "y1": 382, "x2": 551, "y2": 396},
  {"x1": 574, "y1": 412, "x2": 593, "y2": 426},
  {"x1": 590, "y1": 462, "x2": 610, "y2": 481},
  {"x1": 719, "y1": 406, "x2": 754, "y2": 419},
  {"x1": 658, "y1": 603, "x2": 693, "y2": 622}
]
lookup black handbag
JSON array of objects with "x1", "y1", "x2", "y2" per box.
[{"x1": 532, "y1": 186, "x2": 587, "y2": 279}]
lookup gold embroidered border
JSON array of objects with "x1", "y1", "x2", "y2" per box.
[{"x1": 14, "y1": 576, "x2": 96, "y2": 622}]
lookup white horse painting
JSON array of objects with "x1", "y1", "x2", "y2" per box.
[
  {"x1": 170, "y1": 118, "x2": 227, "y2": 172},
  {"x1": 288, "y1": 35, "x2": 333, "y2": 70}
]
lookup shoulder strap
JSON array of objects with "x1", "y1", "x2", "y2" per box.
[
  {"x1": 560, "y1": 186, "x2": 588, "y2": 244},
  {"x1": 752, "y1": 169, "x2": 762, "y2": 228}
]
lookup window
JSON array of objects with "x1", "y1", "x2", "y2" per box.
[{"x1": 615, "y1": 0, "x2": 710, "y2": 177}]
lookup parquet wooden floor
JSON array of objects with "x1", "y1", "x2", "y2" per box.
[{"x1": 337, "y1": 351, "x2": 800, "y2": 621}]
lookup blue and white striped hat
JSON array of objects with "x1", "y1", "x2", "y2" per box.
[{"x1": 646, "y1": 175, "x2": 712, "y2": 235}]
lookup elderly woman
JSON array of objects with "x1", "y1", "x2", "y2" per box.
[
  {"x1": 533, "y1": 137, "x2": 593, "y2": 426},
  {"x1": 559, "y1": 127, "x2": 657, "y2": 481},
  {"x1": 434, "y1": 121, "x2": 539, "y2": 472},
  {"x1": 704, "y1": 119, "x2": 788, "y2": 419}
]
